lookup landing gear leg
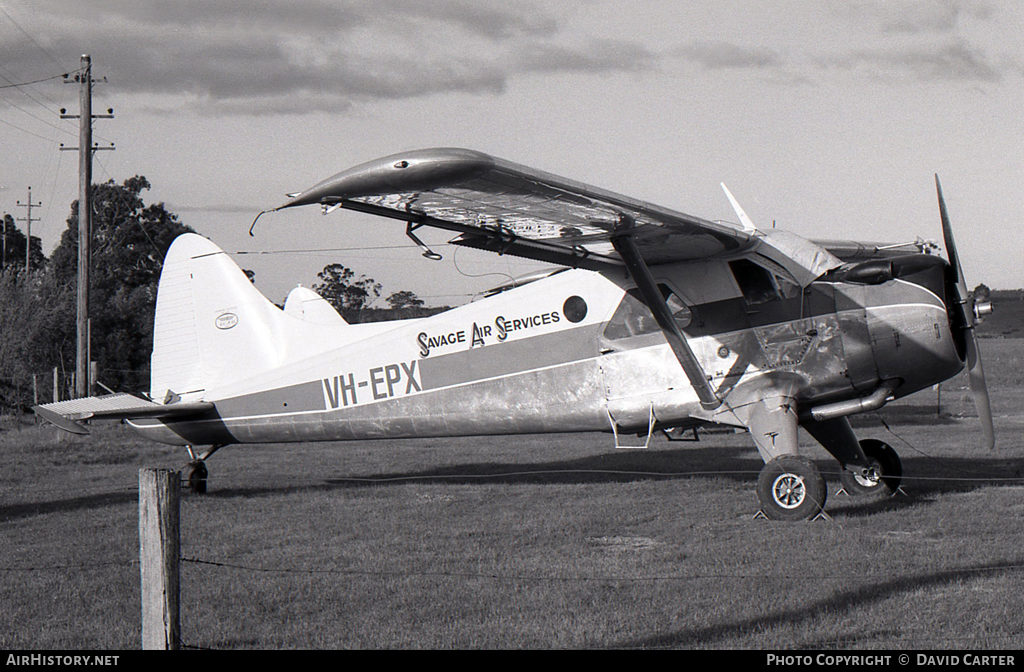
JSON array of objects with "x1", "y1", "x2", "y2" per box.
[
  {"x1": 756, "y1": 455, "x2": 828, "y2": 521},
  {"x1": 184, "y1": 444, "x2": 225, "y2": 494}
]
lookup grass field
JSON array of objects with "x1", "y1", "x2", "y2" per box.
[{"x1": 2, "y1": 340, "x2": 1023, "y2": 650}]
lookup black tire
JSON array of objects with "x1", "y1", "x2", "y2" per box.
[
  {"x1": 756, "y1": 455, "x2": 827, "y2": 521},
  {"x1": 840, "y1": 439, "x2": 902, "y2": 498},
  {"x1": 188, "y1": 461, "x2": 208, "y2": 494}
]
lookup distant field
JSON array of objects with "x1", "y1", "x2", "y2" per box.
[
  {"x1": 1, "y1": 340, "x2": 1023, "y2": 649},
  {"x1": 977, "y1": 290, "x2": 1024, "y2": 339}
]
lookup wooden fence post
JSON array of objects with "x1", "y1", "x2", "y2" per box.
[{"x1": 139, "y1": 468, "x2": 181, "y2": 650}]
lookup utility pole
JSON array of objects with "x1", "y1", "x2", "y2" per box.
[
  {"x1": 15, "y1": 186, "x2": 41, "y2": 274},
  {"x1": 61, "y1": 55, "x2": 113, "y2": 399}
]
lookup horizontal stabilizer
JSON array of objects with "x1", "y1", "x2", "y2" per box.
[
  {"x1": 33, "y1": 393, "x2": 214, "y2": 435},
  {"x1": 283, "y1": 286, "x2": 348, "y2": 326}
]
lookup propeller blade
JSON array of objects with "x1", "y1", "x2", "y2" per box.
[
  {"x1": 967, "y1": 332, "x2": 995, "y2": 450},
  {"x1": 936, "y1": 174, "x2": 964, "y2": 289},
  {"x1": 936, "y1": 175, "x2": 995, "y2": 449}
]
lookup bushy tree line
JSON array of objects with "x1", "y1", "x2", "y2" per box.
[
  {"x1": 310, "y1": 264, "x2": 447, "y2": 323},
  {"x1": 1, "y1": 213, "x2": 46, "y2": 273},
  {"x1": 0, "y1": 177, "x2": 439, "y2": 414},
  {"x1": 0, "y1": 176, "x2": 194, "y2": 411}
]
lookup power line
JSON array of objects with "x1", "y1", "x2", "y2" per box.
[
  {"x1": 0, "y1": 70, "x2": 73, "y2": 90},
  {"x1": 0, "y1": 113, "x2": 51, "y2": 141},
  {"x1": 0, "y1": 92, "x2": 76, "y2": 139},
  {"x1": 0, "y1": 5, "x2": 69, "y2": 72},
  {"x1": 231, "y1": 243, "x2": 426, "y2": 255}
]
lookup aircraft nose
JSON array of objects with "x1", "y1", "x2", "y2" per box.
[{"x1": 867, "y1": 300, "x2": 963, "y2": 397}]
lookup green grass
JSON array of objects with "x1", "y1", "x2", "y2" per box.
[{"x1": 2, "y1": 340, "x2": 1024, "y2": 649}]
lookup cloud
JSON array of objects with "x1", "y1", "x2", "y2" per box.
[
  {"x1": 0, "y1": 0, "x2": 651, "y2": 115},
  {"x1": 515, "y1": 39, "x2": 657, "y2": 74},
  {"x1": 673, "y1": 42, "x2": 782, "y2": 70},
  {"x1": 4, "y1": 1, "x2": 1014, "y2": 117},
  {"x1": 818, "y1": 41, "x2": 1002, "y2": 83},
  {"x1": 859, "y1": 0, "x2": 996, "y2": 35}
]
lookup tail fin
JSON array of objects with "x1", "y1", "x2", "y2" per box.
[{"x1": 150, "y1": 234, "x2": 294, "y2": 402}]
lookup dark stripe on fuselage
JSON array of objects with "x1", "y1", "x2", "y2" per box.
[
  {"x1": 213, "y1": 379, "x2": 326, "y2": 417},
  {"x1": 155, "y1": 322, "x2": 605, "y2": 429},
  {"x1": 418, "y1": 323, "x2": 604, "y2": 390}
]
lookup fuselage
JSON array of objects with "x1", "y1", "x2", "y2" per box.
[{"x1": 129, "y1": 251, "x2": 965, "y2": 447}]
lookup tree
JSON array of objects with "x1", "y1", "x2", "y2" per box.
[
  {"x1": 38, "y1": 176, "x2": 193, "y2": 394},
  {"x1": 312, "y1": 263, "x2": 381, "y2": 321},
  {"x1": 386, "y1": 290, "x2": 425, "y2": 310},
  {"x1": 0, "y1": 269, "x2": 43, "y2": 411},
  {"x1": 0, "y1": 213, "x2": 45, "y2": 273}
]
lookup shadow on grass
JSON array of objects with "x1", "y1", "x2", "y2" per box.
[
  {"x1": 5, "y1": 426, "x2": 1020, "y2": 519},
  {"x1": 194, "y1": 445, "x2": 758, "y2": 500},
  {"x1": 0, "y1": 490, "x2": 136, "y2": 522},
  {"x1": 824, "y1": 450, "x2": 1024, "y2": 518},
  {"x1": 612, "y1": 558, "x2": 1024, "y2": 650},
  {"x1": 200, "y1": 441, "x2": 1022, "y2": 511}
]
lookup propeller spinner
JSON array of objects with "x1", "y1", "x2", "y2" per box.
[{"x1": 936, "y1": 175, "x2": 995, "y2": 449}]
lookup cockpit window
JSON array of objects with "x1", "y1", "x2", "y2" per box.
[
  {"x1": 603, "y1": 284, "x2": 692, "y2": 340},
  {"x1": 729, "y1": 259, "x2": 778, "y2": 304},
  {"x1": 729, "y1": 258, "x2": 800, "y2": 305}
]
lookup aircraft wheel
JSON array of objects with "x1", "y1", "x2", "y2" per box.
[
  {"x1": 840, "y1": 439, "x2": 902, "y2": 498},
  {"x1": 756, "y1": 456, "x2": 827, "y2": 521},
  {"x1": 187, "y1": 461, "x2": 208, "y2": 494}
]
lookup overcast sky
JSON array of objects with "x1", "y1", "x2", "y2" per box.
[{"x1": 1, "y1": 0, "x2": 1021, "y2": 304}]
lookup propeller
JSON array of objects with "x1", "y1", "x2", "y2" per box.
[{"x1": 936, "y1": 175, "x2": 995, "y2": 449}]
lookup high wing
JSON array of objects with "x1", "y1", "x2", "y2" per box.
[
  {"x1": 276, "y1": 148, "x2": 839, "y2": 284},
  {"x1": 33, "y1": 393, "x2": 214, "y2": 435}
]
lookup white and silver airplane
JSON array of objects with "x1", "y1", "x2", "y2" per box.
[{"x1": 35, "y1": 148, "x2": 994, "y2": 520}]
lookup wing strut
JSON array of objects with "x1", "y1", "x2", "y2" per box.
[{"x1": 611, "y1": 223, "x2": 722, "y2": 410}]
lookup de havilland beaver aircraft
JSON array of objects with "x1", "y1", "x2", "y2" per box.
[{"x1": 34, "y1": 148, "x2": 994, "y2": 520}]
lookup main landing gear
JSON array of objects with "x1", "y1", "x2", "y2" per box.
[
  {"x1": 185, "y1": 444, "x2": 225, "y2": 494},
  {"x1": 756, "y1": 456, "x2": 828, "y2": 521},
  {"x1": 755, "y1": 439, "x2": 904, "y2": 521}
]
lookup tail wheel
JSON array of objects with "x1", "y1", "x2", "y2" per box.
[
  {"x1": 840, "y1": 439, "x2": 902, "y2": 498},
  {"x1": 187, "y1": 461, "x2": 208, "y2": 494},
  {"x1": 756, "y1": 455, "x2": 827, "y2": 521}
]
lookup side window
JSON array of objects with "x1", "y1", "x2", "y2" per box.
[
  {"x1": 603, "y1": 284, "x2": 692, "y2": 340},
  {"x1": 664, "y1": 289, "x2": 693, "y2": 327},
  {"x1": 603, "y1": 289, "x2": 659, "y2": 340}
]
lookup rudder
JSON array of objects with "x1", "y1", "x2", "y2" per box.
[{"x1": 150, "y1": 233, "x2": 290, "y2": 402}]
